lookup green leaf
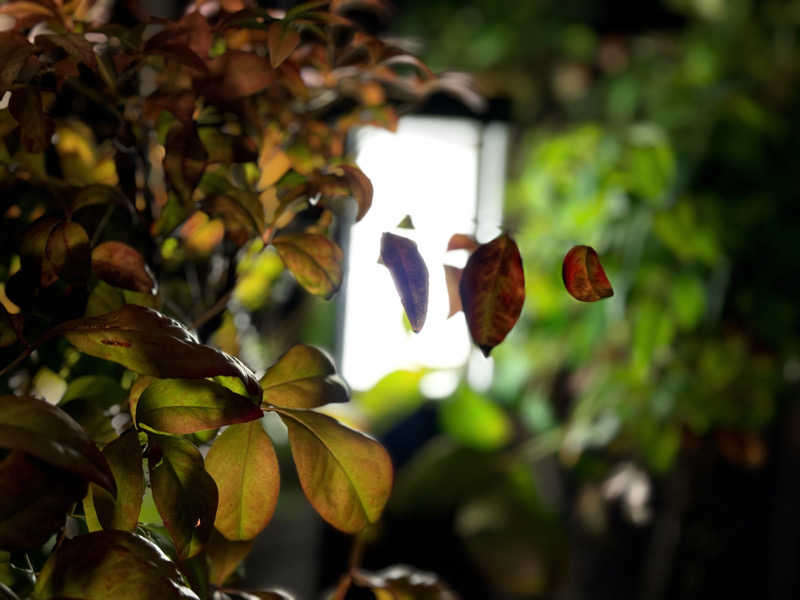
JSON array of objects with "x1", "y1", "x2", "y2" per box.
[
  {"x1": 439, "y1": 387, "x2": 512, "y2": 451},
  {"x1": 90, "y1": 431, "x2": 145, "y2": 532},
  {"x1": 276, "y1": 408, "x2": 392, "y2": 533},
  {"x1": 459, "y1": 233, "x2": 525, "y2": 356},
  {"x1": 380, "y1": 232, "x2": 428, "y2": 333},
  {"x1": 0, "y1": 451, "x2": 87, "y2": 550},
  {"x1": 351, "y1": 565, "x2": 458, "y2": 600},
  {"x1": 137, "y1": 379, "x2": 263, "y2": 435},
  {"x1": 32, "y1": 530, "x2": 200, "y2": 599},
  {"x1": 91, "y1": 241, "x2": 158, "y2": 295},
  {"x1": 56, "y1": 304, "x2": 262, "y2": 397},
  {"x1": 148, "y1": 435, "x2": 218, "y2": 560},
  {"x1": 205, "y1": 420, "x2": 279, "y2": 541},
  {"x1": 260, "y1": 344, "x2": 348, "y2": 409},
  {"x1": 0, "y1": 395, "x2": 114, "y2": 492},
  {"x1": 562, "y1": 245, "x2": 614, "y2": 302},
  {"x1": 273, "y1": 233, "x2": 343, "y2": 299},
  {"x1": 205, "y1": 528, "x2": 254, "y2": 587}
]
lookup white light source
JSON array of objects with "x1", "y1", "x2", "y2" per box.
[{"x1": 340, "y1": 116, "x2": 507, "y2": 392}]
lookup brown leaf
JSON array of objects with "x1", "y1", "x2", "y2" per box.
[
  {"x1": 92, "y1": 241, "x2": 158, "y2": 295},
  {"x1": 165, "y1": 124, "x2": 208, "y2": 206},
  {"x1": 562, "y1": 245, "x2": 614, "y2": 302},
  {"x1": 0, "y1": 33, "x2": 34, "y2": 94},
  {"x1": 9, "y1": 86, "x2": 53, "y2": 153},
  {"x1": 38, "y1": 33, "x2": 98, "y2": 71},
  {"x1": 45, "y1": 220, "x2": 91, "y2": 283},
  {"x1": 446, "y1": 233, "x2": 479, "y2": 253},
  {"x1": 459, "y1": 233, "x2": 525, "y2": 356},
  {"x1": 444, "y1": 265, "x2": 463, "y2": 318},
  {"x1": 202, "y1": 51, "x2": 274, "y2": 100},
  {"x1": 267, "y1": 22, "x2": 300, "y2": 69},
  {"x1": 380, "y1": 232, "x2": 428, "y2": 332},
  {"x1": 340, "y1": 164, "x2": 373, "y2": 222}
]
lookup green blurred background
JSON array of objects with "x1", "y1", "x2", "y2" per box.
[{"x1": 306, "y1": 0, "x2": 800, "y2": 598}]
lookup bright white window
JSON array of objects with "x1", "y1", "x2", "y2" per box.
[{"x1": 340, "y1": 116, "x2": 508, "y2": 394}]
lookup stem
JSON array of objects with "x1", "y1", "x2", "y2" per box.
[
  {"x1": 90, "y1": 204, "x2": 115, "y2": 247},
  {"x1": 332, "y1": 573, "x2": 352, "y2": 600},
  {"x1": 191, "y1": 288, "x2": 233, "y2": 330},
  {"x1": 0, "y1": 346, "x2": 35, "y2": 378}
]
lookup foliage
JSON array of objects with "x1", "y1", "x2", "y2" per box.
[{"x1": 0, "y1": 0, "x2": 542, "y2": 598}]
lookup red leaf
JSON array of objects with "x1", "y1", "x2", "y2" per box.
[
  {"x1": 380, "y1": 232, "x2": 428, "y2": 333},
  {"x1": 562, "y1": 245, "x2": 614, "y2": 302},
  {"x1": 92, "y1": 241, "x2": 158, "y2": 295},
  {"x1": 459, "y1": 233, "x2": 525, "y2": 356}
]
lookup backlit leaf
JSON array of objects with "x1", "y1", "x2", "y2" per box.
[
  {"x1": 45, "y1": 220, "x2": 91, "y2": 282},
  {"x1": 351, "y1": 565, "x2": 458, "y2": 600},
  {"x1": 444, "y1": 265, "x2": 463, "y2": 318},
  {"x1": 257, "y1": 131, "x2": 291, "y2": 190},
  {"x1": 205, "y1": 528, "x2": 254, "y2": 587},
  {"x1": 340, "y1": 164, "x2": 373, "y2": 222},
  {"x1": 205, "y1": 420, "x2": 279, "y2": 541},
  {"x1": 56, "y1": 304, "x2": 262, "y2": 397},
  {"x1": 92, "y1": 241, "x2": 158, "y2": 295},
  {"x1": 273, "y1": 233, "x2": 343, "y2": 299},
  {"x1": 260, "y1": 344, "x2": 348, "y2": 409},
  {"x1": 88, "y1": 431, "x2": 144, "y2": 532},
  {"x1": 149, "y1": 435, "x2": 218, "y2": 560},
  {"x1": 0, "y1": 395, "x2": 114, "y2": 492},
  {"x1": 439, "y1": 387, "x2": 512, "y2": 450},
  {"x1": 459, "y1": 233, "x2": 525, "y2": 356},
  {"x1": 447, "y1": 233, "x2": 479, "y2": 253},
  {"x1": 137, "y1": 378, "x2": 263, "y2": 435},
  {"x1": 0, "y1": 451, "x2": 87, "y2": 550},
  {"x1": 380, "y1": 232, "x2": 428, "y2": 333},
  {"x1": 32, "y1": 530, "x2": 200, "y2": 599},
  {"x1": 276, "y1": 408, "x2": 393, "y2": 533},
  {"x1": 562, "y1": 245, "x2": 614, "y2": 302},
  {"x1": 267, "y1": 22, "x2": 300, "y2": 68}
]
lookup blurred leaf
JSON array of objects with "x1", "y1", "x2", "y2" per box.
[
  {"x1": 257, "y1": 133, "x2": 291, "y2": 190},
  {"x1": 444, "y1": 265, "x2": 463, "y2": 318},
  {"x1": 0, "y1": 395, "x2": 114, "y2": 492},
  {"x1": 56, "y1": 304, "x2": 262, "y2": 397},
  {"x1": 205, "y1": 51, "x2": 274, "y2": 100},
  {"x1": 205, "y1": 528, "x2": 254, "y2": 587},
  {"x1": 380, "y1": 232, "x2": 429, "y2": 333},
  {"x1": 205, "y1": 420, "x2": 279, "y2": 541},
  {"x1": 260, "y1": 344, "x2": 348, "y2": 409},
  {"x1": 88, "y1": 430, "x2": 144, "y2": 532},
  {"x1": 38, "y1": 33, "x2": 98, "y2": 71},
  {"x1": 165, "y1": 124, "x2": 207, "y2": 206},
  {"x1": 9, "y1": 86, "x2": 52, "y2": 153},
  {"x1": 460, "y1": 233, "x2": 525, "y2": 356},
  {"x1": 32, "y1": 530, "x2": 200, "y2": 599},
  {"x1": 439, "y1": 387, "x2": 512, "y2": 451},
  {"x1": 340, "y1": 164, "x2": 373, "y2": 222},
  {"x1": 351, "y1": 565, "x2": 458, "y2": 600},
  {"x1": 45, "y1": 220, "x2": 91, "y2": 282},
  {"x1": 148, "y1": 435, "x2": 218, "y2": 560},
  {"x1": 562, "y1": 245, "x2": 613, "y2": 302},
  {"x1": 0, "y1": 451, "x2": 87, "y2": 550},
  {"x1": 137, "y1": 379, "x2": 263, "y2": 435},
  {"x1": 356, "y1": 369, "x2": 426, "y2": 425},
  {"x1": 91, "y1": 241, "x2": 158, "y2": 295},
  {"x1": 273, "y1": 233, "x2": 343, "y2": 299},
  {"x1": 447, "y1": 233, "x2": 479, "y2": 253},
  {"x1": 277, "y1": 408, "x2": 393, "y2": 533},
  {"x1": 0, "y1": 33, "x2": 34, "y2": 95},
  {"x1": 267, "y1": 22, "x2": 300, "y2": 68}
]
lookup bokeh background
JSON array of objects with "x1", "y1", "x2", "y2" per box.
[{"x1": 130, "y1": 0, "x2": 800, "y2": 598}]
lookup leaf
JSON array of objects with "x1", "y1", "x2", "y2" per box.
[
  {"x1": 8, "y1": 86, "x2": 52, "y2": 153},
  {"x1": 273, "y1": 233, "x2": 343, "y2": 299},
  {"x1": 276, "y1": 408, "x2": 393, "y2": 533},
  {"x1": 0, "y1": 33, "x2": 34, "y2": 95},
  {"x1": 439, "y1": 387, "x2": 512, "y2": 451},
  {"x1": 204, "y1": 51, "x2": 274, "y2": 100},
  {"x1": 0, "y1": 451, "x2": 87, "y2": 550},
  {"x1": 148, "y1": 435, "x2": 218, "y2": 560},
  {"x1": 205, "y1": 528, "x2": 254, "y2": 587},
  {"x1": 257, "y1": 137, "x2": 291, "y2": 190},
  {"x1": 89, "y1": 431, "x2": 145, "y2": 532},
  {"x1": 444, "y1": 265, "x2": 463, "y2": 318},
  {"x1": 267, "y1": 22, "x2": 300, "y2": 68},
  {"x1": 205, "y1": 420, "x2": 279, "y2": 541},
  {"x1": 351, "y1": 565, "x2": 458, "y2": 600},
  {"x1": 459, "y1": 233, "x2": 525, "y2": 356},
  {"x1": 446, "y1": 233, "x2": 479, "y2": 253},
  {"x1": 38, "y1": 33, "x2": 98, "y2": 71},
  {"x1": 32, "y1": 530, "x2": 200, "y2": 599},
  {"x1": 56, "y1": 304, "x2": 262, "y2": 397},
  {"x1": 136, "y1": 378, "x2": 263, "y2": 435},
  {"x1": 91, "y1": 241, "x2": 158, "y2": 295},
  {"x1": 165, "y1": 124, "x2": 208, "y2": 206},
  {"x1": 45, "y1": 220, "x2": 91, "y2": 282},
  {"x1": 380, "y1": 232, "x2": 428, "y2": 333},
  {"x1": 0, "y1": 395, "x2": 115, "y2": 492},
  {"x1": 562, "y1": 245, "x2": 614, "y2": 302},
  {"x1": 260, "y1": 344, "x2": 348, "y2": 409},
  {"x1": 397, "y1": 215, "x2": 414, "y2": 229},
  {"x1": 340, "y1": 164, "x2": 373, "y2": 222}
]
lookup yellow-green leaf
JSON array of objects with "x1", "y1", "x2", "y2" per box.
[
  {"x1": 136, "y1": 378, "x2": 263, "y2": 435},
  {"x1": 205, "y1": 528, "x2": 254, "y2": 587},
  {"x1": 273, "y1": 233, "x2": 343, "y2": 299},
  {"x1": 276, "y1": 408, "x2": 392, "y2": 533},
  {"x1": 205, "y1": 420, "x2": 279, "y2": 541},
  {"x1": 260, "y1": 344, "x2": 348, "y2": 409},
  {"x1": 88, "y1": 430, "x2": 144, "y2": 532}
]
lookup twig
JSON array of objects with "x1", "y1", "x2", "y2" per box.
[{"x1": 191, "y1": 288, "x2": 233, "y2": 330}]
